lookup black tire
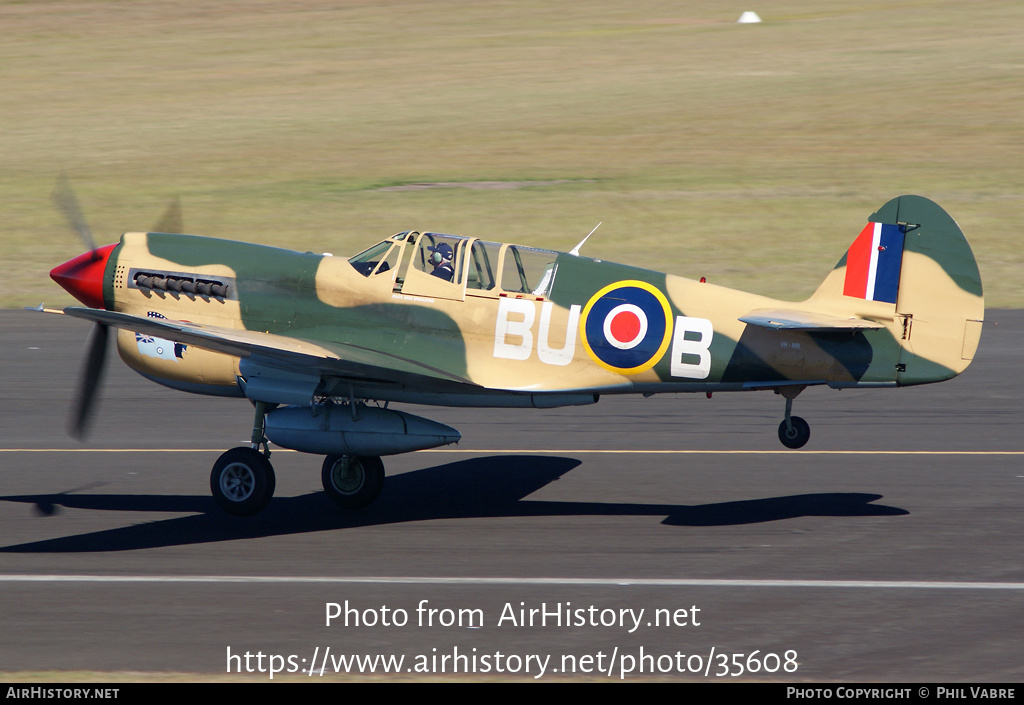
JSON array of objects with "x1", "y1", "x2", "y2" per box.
[
  {"x1": 210, "y1": 447, "x2": 276, "y2": 516},
  {"x1": 778, "y1": 416, "x2": 811, "y2": 449},
  {"x1": 321, "y1": 455, "x2": 384, "y2": 509}
]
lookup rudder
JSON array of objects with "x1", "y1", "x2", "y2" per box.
[{"x1": 879, "y1": 196, "x2": 983, "y2": 384}]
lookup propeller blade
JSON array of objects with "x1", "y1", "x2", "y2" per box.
[
  {"x1": 51, "y1": 174, "x2": 98, "y2": 253},
  {"x1": 70, "y1": 322, "x2": 109, "y2": 439},
  {"x1": 152, "y1": 196, "x2": 183, "y2": 234}
]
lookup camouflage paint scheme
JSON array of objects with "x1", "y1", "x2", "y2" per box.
[
  {"x1": 48, "y1": 195, "x2": 983, "y2": 513},
  {"x1": 65, "y1": 195, "x2": 981, "y2": 405}
]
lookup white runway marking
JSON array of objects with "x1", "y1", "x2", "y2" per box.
[
  {"x1": 1, "y1": 448, "x2": 1022, "y2": 455},
  {"x1": 1, "y1": 574, "x2": 1024, "y2": 590}
]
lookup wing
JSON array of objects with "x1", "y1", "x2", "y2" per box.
[
  {"x1": 63, "y1": 306, "x2": 477, "y2": 389},
  {"x1": 738, "y1": 308, "x2": 885, "y2": 332}
]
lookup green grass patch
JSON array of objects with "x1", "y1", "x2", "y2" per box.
[{"x1": 3, "y1": 0, "x2": 1022, "y2": 307}]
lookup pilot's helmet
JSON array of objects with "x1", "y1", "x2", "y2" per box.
[{"x1": 428, "y1": 242, "x2": 454, "y2": 264}]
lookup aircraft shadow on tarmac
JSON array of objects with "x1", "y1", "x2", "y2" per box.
[{"x1": 0, "y1": 455, "x2": 908, "y2": 553}]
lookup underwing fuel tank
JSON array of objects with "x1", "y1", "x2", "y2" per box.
[{"x1": 264, "y1": 405, "x2": 461, "y2": 457}]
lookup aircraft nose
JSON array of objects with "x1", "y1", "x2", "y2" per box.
[{"x1": 50, "y1": 243, "x2": 117, "y2": 309}]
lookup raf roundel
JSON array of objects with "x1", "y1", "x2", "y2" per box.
[{"x1": 580, "y1": 280, "x2": 674, "y2": 374}]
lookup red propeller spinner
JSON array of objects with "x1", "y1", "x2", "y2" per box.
[{"x1": 50, "y1": 243, "x2": 116, "y2": 309}]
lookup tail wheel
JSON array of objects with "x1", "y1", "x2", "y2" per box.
[
  {"x1": 778, "y1": 416, "x2": 811, "y2": 449},
  {"x1": 321, "y1": 455, "x2": 384, "y2": 509},
  {"x1": 210, "y1": 447, "x2": 276, "y2": 516}
]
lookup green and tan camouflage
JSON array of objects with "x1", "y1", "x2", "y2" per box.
[{"x1": 47, "y1": 194, "x2": 983, "y2": 515}]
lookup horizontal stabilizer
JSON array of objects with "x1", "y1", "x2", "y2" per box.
[{"x1": 739, "y1": 309, "x2": 884, "y2": 332}]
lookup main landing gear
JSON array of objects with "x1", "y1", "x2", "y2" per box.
[
  {"x1": 776, "y1": 386, "x2": 811, "y2": 449},
  {"x1": 210, "y1": 446, "x2": 276, "y2": 516},
  {"x1": 321, "y1": 455, "x2": 385, "y2": 509},
  {"x1": 210, "y1": 401, "x2": 274, "y2": 515},
  {"x1": 208, "y1": 401, "x2": 387, "y2": 516}
]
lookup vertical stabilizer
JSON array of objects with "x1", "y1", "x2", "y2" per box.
[{"x1": 809, "y1": 196, "x2": 983, "y2": 385}]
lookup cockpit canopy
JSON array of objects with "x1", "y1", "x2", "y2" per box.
[{"x1": 348, "y1": 231, "x2": 560, "y2": 301}]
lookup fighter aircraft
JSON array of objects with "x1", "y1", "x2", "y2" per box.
[{"x1": 44, "y1": 188, "x2": 984, "y2": 515}]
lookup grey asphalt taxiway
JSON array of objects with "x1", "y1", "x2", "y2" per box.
[{"x1": 0, "y1": 309, "x2": 1021, "y2": 681}]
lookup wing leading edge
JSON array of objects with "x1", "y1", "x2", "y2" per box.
[{"x1": 63, "y1": 306, "x2": 478, "y2": 389}]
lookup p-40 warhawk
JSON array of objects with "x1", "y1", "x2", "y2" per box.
[{"x1": 45, "y1": 194, "x2": 982, "y2": 516}]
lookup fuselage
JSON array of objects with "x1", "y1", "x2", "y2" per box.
[{"x1": 51, "y1": 228, "x2": 929, "y2": 406}]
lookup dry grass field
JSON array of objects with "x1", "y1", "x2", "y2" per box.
[{"x1": 2, "y1": 0, "x2": 1022, "y2": 307}]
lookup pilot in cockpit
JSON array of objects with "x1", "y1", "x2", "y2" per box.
[{"x1": 428, "y1": 242, "x2": 455, "y2": 282}]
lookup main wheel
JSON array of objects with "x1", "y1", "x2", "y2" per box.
[
  {"x1": 210, "y1": 447, "x2": 276, "y2": 516},
  {"x1": 321, "y1": 455, "x2": 384, "y2": 509},
  {"x1": 778, "y1": 416, "x2": 811, "y2": 449}
]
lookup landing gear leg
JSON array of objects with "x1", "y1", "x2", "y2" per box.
[
  {"x1": 250, "y1": 401, "x2": 271, "y2": 458},
  {"x1": 776, "y1": 387, "x2": 810, "y2": 449},
  {"x1": 209, "y1": 402, "x2": 276, "y2": 515}
]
